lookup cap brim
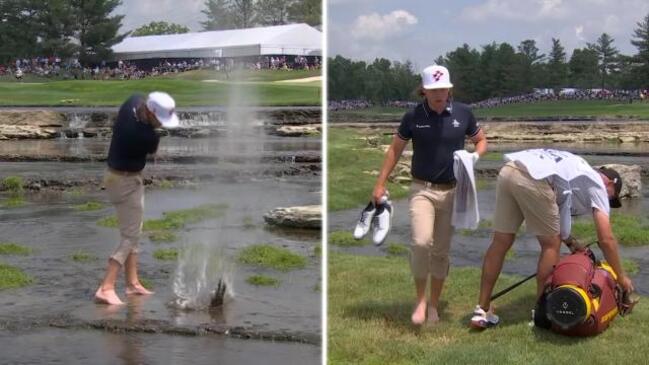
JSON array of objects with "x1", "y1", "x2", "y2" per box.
[
  {"x1": 422, "y1": 82, "x2": 453, "y2": 89},
  {"x1": 610, "y1": 197, "x2": 622, "y2": 208},
  {"x1": 158, "y1": 113, "x2": 180, "y2": 129}
]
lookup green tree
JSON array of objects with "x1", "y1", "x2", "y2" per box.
[
  {"x1": 517, "y1": 39, "x2": 545, "y2": 91},
  {"x1": 568, "y1": 48, "x2": 599, "y2": 88},
  {"x1": 588, "y1": 33, "x2": 619, "y2": 89},
  {"x1": 231, "y1": 0, "x2": 256, "y2": 28},
  {"x1": 256, "y1": 0, "x2": 291, "y2": 26},
  {"x1": 201, "y1": 0, "x2": 233, "y2": 30},
  {"x1": 132, "y1": 21, "x2": 190, "y2": 36},
  {"x1": 630, "y1": 12, "x2": 649, "y2": 87},
  {"x1": 443, "y1": 44, "x2": 482, "y2": 102},
  {"x1": 33, "y1": 0, "x2": 77, "y2": 59},
  {"x1": 547, "y1": 38, "x2": 568, "y2": 90},
  {"x1": 288, "y1": 0, "x2": 320, "y2": 26},
  {"x1": 71, "y1": 0, "x2": 127, "y2": 65},
  {"x1": 0, "y1": 0, "x2": 39, "y2": 63}
]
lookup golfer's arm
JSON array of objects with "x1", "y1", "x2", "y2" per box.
[
  {"x1": 593, "y1": 208, "x2": 627, "y2": 280},
  {"x1": 375, "y1": 135, "x2": 408, "y2": 187},
  {"x1": 470, "y1": 129, "x2": 487, "y2": 156}
]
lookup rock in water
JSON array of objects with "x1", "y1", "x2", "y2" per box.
[{"x1": 263, "y1": 205, "x2": 321, "y2": 229}]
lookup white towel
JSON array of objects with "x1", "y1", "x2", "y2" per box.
[{"x1": 452, "y1": 150, "x2": 479, "y2": 229}]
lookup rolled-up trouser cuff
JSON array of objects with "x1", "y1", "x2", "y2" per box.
[{"x1": 110, "y1": 238, "x2": 139, "y2": 266}]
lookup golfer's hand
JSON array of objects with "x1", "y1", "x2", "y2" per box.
[
  {"x1": 619, "y1": 275, "x2": 635, "y2": 293},
  {"x1": 470, "y1": 151, "x2": 480, "y2": 164},
  {"x1": 563, "y1": 235, "x2": 583, "y2": 252},
  {"x1": 372, "y1": 185, "x2": 386, "y2": 205}
]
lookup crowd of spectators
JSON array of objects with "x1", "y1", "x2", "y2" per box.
[
  {"x1": 470, "y1": 88, "x2": 649, "y2": 109},
  {"x1": 0, "y1": 55, "x2": 321, "y2": 81}
]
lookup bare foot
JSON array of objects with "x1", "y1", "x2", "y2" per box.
[
  {"x1": 126, "y1": 283, "x2": 154, "y2": 296},
  {"x1": 426, "y1": 305, "x2": 439, "y2": 325},
  {"x1": 95, "y1": 287, "x2": 124, "y2": 305},
  {"x1": 411, "y1": 300, "x2": 427, "y2": 325}
]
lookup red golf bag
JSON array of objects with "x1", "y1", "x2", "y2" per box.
[{"x1": 534, "y1": 249, "x2": 629, "y2": 336}]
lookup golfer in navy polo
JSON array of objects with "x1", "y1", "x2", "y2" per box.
[{"x1": 372, "y1": 65, "x2": 487, "y2": 325}]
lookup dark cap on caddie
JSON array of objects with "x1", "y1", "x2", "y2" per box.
[{"x1": 599, "y1": 167, "x2": 623, "y2": 208}]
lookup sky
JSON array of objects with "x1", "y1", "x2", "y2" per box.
[
  {"x1": 114, "y1": 0, "x2": 207, "y2": 34},
  {"x1": 328, "y1": 0, "x2": 649, "y2": 69}
]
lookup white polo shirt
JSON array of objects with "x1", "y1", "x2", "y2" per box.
[{"x1": 504, "y1": 149, "x2": 610, "y2": 239}]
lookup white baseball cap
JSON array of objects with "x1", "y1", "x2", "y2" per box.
[
  {"x1": 146, "y1": 91, "x2": 180, "y2": 128},
  {"x1": 421, "y1": 65, "x2": 453, "y2": 89}
]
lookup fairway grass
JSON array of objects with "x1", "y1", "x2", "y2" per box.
[
  {"x1": 329, "y1": 252, "x2": 649, "y2": 365},
  {"x1": 0, "y1": 77, "x2": 320, "y2": 106}
]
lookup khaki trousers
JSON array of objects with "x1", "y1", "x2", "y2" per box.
[
  {"x1": 408, "y1": 182, "x2": 456, "y2": 280},
  {"x1": 103, "y1": 169, "x2": 144, "y2": 265}
]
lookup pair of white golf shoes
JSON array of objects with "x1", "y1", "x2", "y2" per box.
[{"x1": 352, "y1": 195, "x2": 392, "y2": 245}]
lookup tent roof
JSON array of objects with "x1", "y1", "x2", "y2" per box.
[{"x1": 112, "y1": 23, "x2": 321, "y2": 57}]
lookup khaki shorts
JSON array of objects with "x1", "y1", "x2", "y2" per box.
[
  {"x1": 103, "y1": 169, "x2": 144, "y2": 265},
  {"x1": 408, "y1": 181, "x2": 455, "y2": 280},
  {"x1": 493, "y1": 161, "x2": 559, "y2": 237}
]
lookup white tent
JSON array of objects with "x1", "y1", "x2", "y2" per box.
[{"x1": 112, "y1": 23, "x2": 322, "y2": 61}]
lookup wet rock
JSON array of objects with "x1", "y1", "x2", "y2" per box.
[
  {"x1": 63, "y1": 129, "x2": 79, "y2": 138},
  {"x1": 598, "y1": 164, "x2": 642, "y2": 199},
  {"x1": 619, "y1": 136, "x2": 637, "y2": 143},
  {"x1": 0, "y1": 110, "x2": 65, "y2": 127},
  {"x1": 210, "y1": 279, "x2": 227, "y2": 308},
  {"x1": 0, "y1": 125, "x2": 60, "y2": 139},
  {"x1": 270, "y1": 125, "x2": 321, "y2": 137},
  {"x1": 264, "y1": 205, "x2": 321, "y2": 229},
  {"x1": 169, "y1": 128, "x2": 214, "y2": 138}
]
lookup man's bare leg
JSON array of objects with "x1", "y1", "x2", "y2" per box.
[
  {"x1": 478, "y1": 231, "x2": 516, "y2": 311},
  {"x1": 411, "y1": 277, "x2": 428, "y2": 325},
  {"x1": 535, "y1": 235, "x2": 561, "y2": 298},
  {"x1": 95, "y1": 258, "x2": 124, "y2": 305},
  {"x1": 427, "y1": 276, "x2": 444, "y2": 324},
  {"x1": 125, "y1": 252, "x2": 154, "y2": 295}
]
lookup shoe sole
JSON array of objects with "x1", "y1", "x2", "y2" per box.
[{"x1": 469, "y1": 319, "x2": 497, "y2": 330}]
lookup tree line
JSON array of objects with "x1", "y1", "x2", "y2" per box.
[
  {"x1": 329, "y1": 13, "x2": 649, "y2": 104},
  {"x1": 0, "y1": 0, "x2": 320, "y2": 65}
]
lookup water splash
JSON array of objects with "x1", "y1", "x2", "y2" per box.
[{"x1": 171, "y1": 242, "x2": 233, "y2": 310}]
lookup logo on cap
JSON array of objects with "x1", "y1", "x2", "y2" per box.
[{"x1": 433, "y1": 70, "x2": 444, "y2": 81}]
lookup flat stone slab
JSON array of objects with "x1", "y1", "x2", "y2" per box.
[{"x1": 264, "y1": 205, "x2": 321, "y2": 229}]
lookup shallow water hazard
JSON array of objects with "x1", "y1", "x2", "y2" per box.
[{"x1": 0, "y1": 112, "x2": 322, "y2": 362}]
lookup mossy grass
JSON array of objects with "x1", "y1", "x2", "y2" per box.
[
  {"x1": 239, "y1": 244, "x2": 307, "y2": 272},
  {"x1": 572, "y1": 213, "x2": 649, "y2": 246},
  {"x1": 385, "y1": 243, "x2": 409, "y2": 256},
  {"x1": 153, "y1": 248, "x2": 179, "y2": 261},
  {"x1": 157, "y1": 180, "x2": 174, "y2": 189},
  {"x1": 73, "y1": 201, "x2": 104, "y2": 211},
  {"x1": 142, "y1": 203, "x2": 228, "y2": 231},
  {"x1": 0, "y1": 242, "x2": 32, "y2": 256},
  {"x1": 246, "y1": 274, "x2": 280, "y2": 287},
  {"x1": 148, "y1": 230, "x2": 177, "y2": 243},
  {"x1": 1, "y1": 176, "x2": 23, "y2": 193},
  {"x1": 329, "y1": 252, "x2": 649, "y2": 365},
  {"x1": 313, "y1": 244, "x2": 322, "y2": 257},
  {"x1": 328, "y1": 128, "x2": 409, "y2": 211},
  {"x1": 97, "y1": 215, "x2": 118, "y2": 228},
  {"x1": 98, "y1": 203, "x2": 228, "y2": 230},
  {"x1": 0, "y1": 263, "x2": 33, "y2": 289},
  {"x1": 70, "y1": 250, "x2": 98, "y2": 262},
  {"x1": 3, "y1": 194, "x2": 25, "y2": 208},
  {"x1": 329, "y1": 230, "x2": 368, "y2": 247}
]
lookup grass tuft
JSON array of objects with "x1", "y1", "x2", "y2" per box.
[
  {"x1": 73, "y1": 201, "x2": 104, "y2": 211},
  {"x1": 239, "y1": 244, "x2": 306, "y2": 272},
  {"x1": 0, "y1": 263, "x2": 33, "y2": 289},
  {"x1": 385, "y1": 243, "x2": 409, "y2": 256},
  {"x1": 1, "y1": 176, "x2": 24, "y2": 193},
  {"x1": 148, "y1": 230, "x2": 177, "y2": 243},
  {"x1": 70, "y1": 250, "x2": 98, "y2": 262},
  {"x1": 572, "y1": 213, "x2": 649, "y2": 246},
  {"x1": 0, "y1": 242, "x2": 32, "y2": 256},
  {"x1": 329, "y1": 231, "x2": 368, "y2": 247},
  {"x1": 153, "y1": 248, "x2": 179, "y2": 261},
  {"x1": 246, "y1": 274, "x2": 280, "y2": 287}
]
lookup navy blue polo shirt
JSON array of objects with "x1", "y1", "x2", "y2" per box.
[
  {"x1": 397, "y1": 101, "x2": 480, "y2": 183},
  {"x1": 107, "y1": 94, "x2": 160, "y2": 172}
]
